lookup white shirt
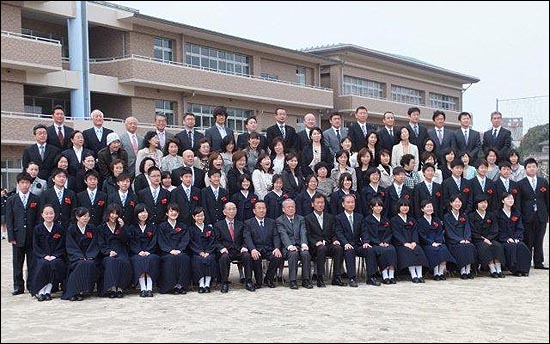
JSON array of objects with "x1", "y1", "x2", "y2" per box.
[
  {"x1": 216, "y1": 125, "x2": 228, "y2": 139},
  {"x1": 315, "y1": 212, "x2": 324, "y2": 228}
]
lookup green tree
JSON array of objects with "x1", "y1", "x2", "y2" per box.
[{"x1": 519, "y1": 123, "x2": 549, "y2": 157}]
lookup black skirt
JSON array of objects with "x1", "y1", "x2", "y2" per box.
[
  {"x1": 422, "y1": 244, "x2": 456, "y2": 269},
  {"x1": 448, "y1": 243, "x2": 477, "y2": 269},
  {"x1": 130, "y1": 253, "x2": 161, "y2": 285},
  {"x1": 396, "y1": 245, "x2": 429, "y2": 270},
  {"x1": 61, "y1": 259, "x2": 100, "y2": 299},
  {"x1": 101, "y1": 256, "x2": 132, "y2": 294},
  {"x1": 503, "y1": 241, "x2": 531, "y2": 274},
  {"x1": 371, "y1": 245, "x2": 398, "y2": 270},
  {"x1": 474, "y1": 241, "x2": 506, "y2": 266},
  {"x1": 191, "y1": 254, "x2": 218, "y2": 283},
  {"x1": 31, "y1": 258, "x2": 67, "y2": 295},
  {"x1": 159, "y1": 253, "x2": 191, "y2": 293}
]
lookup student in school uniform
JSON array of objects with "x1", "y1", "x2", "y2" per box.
[
  {"x1": 31, "y1": 204, "x2": 66, "y2": 301},
  {"x1": 360, "y1": 168, "x2": 387, "y2": 216},
  {"x1": 97, "y1": 203, "x2": 132, "y2": 298},
  {"x1": 417, "y1": 199, "x2": 456, "y2": 280},
  {"x1": 384, "y1": 167, "x2": 413, "y2": 219},
  {"x1": 39, "y1": 168, "x2": 76, "y2": 228},
  {"x1": 201, "y1": 169, "x2": 229, "y2": 225},
  {"x1": 62, "y1": 207, "x2": 100, "y2": 301},
  {"x1": 189, "y1": 207, "x2": 219, "y2": 293},
  {"x1": 76, "y1": 169, "x2": 107, "y2": 226},
  {"x1": 443, "y1": 195, "x2": 477, "y2": 279},
  {"x1": 157, "y1": 203, "x2": 191, "y2": 294},
  {"x1": 169, "y1": 167, "x2": 201, "y2": 226},
  {"x1": 230, "y1": 174, "x2": 258, "y2": 222},
  {"x1": 497, "y1": 193, "x2": 531, "y2": 277},
  {"x1": 264, "y1": 174, "x2": 288, "y2": 220},
  {"x1": 295, "y1": 174, "x2": 319, "y2": 216},
  {"x1": 107, "y1": 174, "x2": 138, "y2": 226},
  {"x1": 330, "y1": 173, "x2": 359, "y2": 216},
  {"x1": 137, "y1": 166, "x2": 170, "y2": 226},
  {"x1": 391, "y1": 199, "x2": 428, "y2": 283},
  {"x1": 128, "y1": 204, "x2": 160, "y2": 297}
]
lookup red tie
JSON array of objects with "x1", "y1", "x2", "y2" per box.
[
  {"x1": 131, "y1": 135, "x2": 139, "y2": 154},
  {"x1": 228, "y1": 221, "x2": 235, "y2": 242},
  {"x1": 57, "y1": 127, "x2": 64, "y2": 146}
]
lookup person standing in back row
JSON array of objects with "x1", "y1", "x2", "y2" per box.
[
  {"x1": 347, "y1": 106, "x2": 377, "y2": 153},
  {"x1": 482, "y1": 111, "x2": 512, "y2": 162},
  {"x1": 266, "y1": 107, "x2": 298, "y2": 153},
  {"x1": 406, "y1": 107, "x2": 429, "y2": 158}
]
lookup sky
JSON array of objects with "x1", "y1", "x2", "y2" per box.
[{"x1": 111, "y1": 1, "x2": 549, "y2": 132}]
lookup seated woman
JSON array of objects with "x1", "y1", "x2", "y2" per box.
[
  {"x1": 62, "y1": 207, "x2": 100, "y2": 301},
  {"x1": 497, "y1": 193, "x2": 531, "y2": 276},
  {"x1": 330, "y1": 173, "x2": 359, "y2": 215},
  {"x1": 295, "y1": 174, "x2": 319, "y2": 216},
  {"x1": 443, "y1": 195, "x2": 477, "y2": 279},
  {"x1": 417, "y1": 199, "x2": 456, "y2": 280},
  {"x1": 189, "y1": 207, "x2": 218, "y2": 293}
]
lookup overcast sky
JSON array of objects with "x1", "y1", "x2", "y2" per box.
[{"x1": 111, "y1": 1, "x2": 549, "y2": 132}]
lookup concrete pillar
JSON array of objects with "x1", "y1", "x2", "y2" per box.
[{"x1": 68, "y1": 1, "x2": 90, "y2": 118}]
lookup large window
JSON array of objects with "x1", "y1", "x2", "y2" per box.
[
  {"x1": 343, "y1": 76, "x2": 384, "y2": 99},
  {"x1": 187, "y1": 103, "x2": 253, "y2": 132},
  {"x1": 185, "y1": 43, "x2": 250, "y2": 76},
  {"x1": 391, "y1": 85, "x2": 423, "y2": 105},
  {"x1": 296, "y1": 66, "x2": 306, "y2": 86},
  {"x1": 1, "y1": 158, "x2": 23, "y2": 191},
  {"x1": 430, "y1": 93, "x2": 458, "y2": 111},
  {"x1": 261, "y1": 73, "x2": 279, "y2": 81},
  {"x1": 155, "y1": 100, "x2": 176, "y2": 126},
  {"x1": 24, "y1": 96, "x2": 71, "y2": 116},
  {"x1": 154, "y1": 37, "x2": 174, "y2": 62}
]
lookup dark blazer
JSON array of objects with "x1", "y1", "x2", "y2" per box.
[
  {"x1": 453, "y1": 128, "x2": 481, "y2": 164},
  {"x1": 61, "y1": 147, "x2": 95, "y2": 177},
  {"x1": 305, "y1": 212, "x2": 337, "y2": 248},
  {"x1": 281, "y1": 169, "x2": 304, "y2": 199},
  {"x1": 494, "y1": 178, "x2": 521, "y2": 210},
  {"x1": 33, "y1": 222, "x2": 66, "y2": 259},
  {"x1": 443, "y1": 212, "x2": 473, "y2": 245},
  {"x1": 518, "y1": 177, "x2": 549, "y2": 223},
  {"x1": 189, "y1": 224, "x2": 217, "y2": 255},
  {"x1": 413, "y1": 181, "x2": 443, "y2": 218},
  {"x1": 65, "y1": 223, "x2": 100, "y2": 262},
  {"x1": 496, "y1": 209, "x2": 525, "y2": 242},
  {"x1": 391, "y1": 215, "x2": 420, "y2": 245},
  {"x1": 6, "y1": 192, "x2": 41, "y2": 247},
  {"x1": 377, "y1": 127, "x2": 400, "y2": 157},
  {"x1": 428, "y1": 127, "x2": 455, "y2": 164},
  {"x1": 226, "y1": 167, "x2": 251, "y2": 196},
  {"x1": 200, "y1": 186, "x2": 229, "y2": 225},
  {"x1": 296, "y1": 129, "x2": 311, "y2": 153},
  {"x1": 296, "y1": 190, "x2": 314, "y2": 217},
  {"x1": 96, "y1": 147, "x2": 129, "y2": 179},
  {"x1": 175, "y1": 129, "x2": 204, "y2": 154},
  {"x1": 441, "y1": 176, "x2": 472, "y2": 214},
  {"x1": 244, "y1": 217, "x2": 280, "y2": 252},
  {"x1": 107, "y1": 191, "x2": 138, "y2": 225},
  {"x1": 482, "y1": 127, "x2": 512, "y2": 160},
  {"x1": 128, "y1": 223, "x2": 158, "y2": 255},
  {"x1": 137, "y1": 187, "x2": 171, "y2": 225},
  {"x1": 46, "y1": 174, "x2": 77, "y2": 194},
  {"x1": 157, "y1": 220, "x2": 190, "y2": 253},
  {"x1": 406, "y1": 123, "x2": 429, "y2": 156},
  {"x1": 214, "y1": 219, "x2": 247, "y2": 254},
  {"x1": 417, "y1": 215, "x2": 445, "y2": 245},
  {"x1": 360, "y1": 185, "x2": 387, "y2": 216},
  {"x1": 22, "y1": 143, "x2": 60, "y2": 181},
  {"x1": 237, "y1": 132, "x2": 268, "y2": 151},
  {"x1": 335, "y1": 212, "x2": 363, "y2": 246},
  {"x1": 301, "y1": 144, "x2": 333, "y2": 177},
  {"x1": 205, "y1": 126, "x2": 234, "y2": 152},
  {"x1": 266, "y1": 123, "x2": 298, "y2": 152},
  {"x1": 347, "y1": 122, "x2": 377, "y2": 152},
  {"x1": 170, "y1": 185, "x2": 201, "y2": 225},
  {"x1": 230, "y1": 191, "x2": 258, "y2": 222},
  {"x1": 170, "y1": 165, "x2": 206, "y2": 189},
  {"x1": 469, "y1": 211, "x2": 499, "y2": 243},
  {"x1": 97, "y1": 222, "x2": 129, "y2": 258},
  {"x1": 363, "y1": 214, "x2": 393, "y2": 245},
  {"x1": 47, "y1": 124, "x2": 74, "y2": 150},
  {"x1": 467, "y1": 177, "x2": 498, "y2": 212},
  {"x1": 82, "y1": 126, "x2": 114, "y2": 155},
  {"x1": 330, "y1": 190, "x2": 361, "y2": 216},
  {"x1": 77, "y1": 189, "x2": 107, "y2": 226},
  {"x1": 39, "y1": 187, "x2": 77, "y2": 228},
  {"x1": 264, "y1": 191, "x2": 288, "y2": 220},
  {"x1": 384, "y1": 184, "x2": 413, "y2": 219}
]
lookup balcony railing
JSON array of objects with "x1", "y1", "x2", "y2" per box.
[{"x1": 1, "y1": 30, "x2": 61, "y2": 45}]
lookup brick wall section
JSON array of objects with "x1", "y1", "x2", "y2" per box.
[
  {"x1": 1, "y1": 68, "x2": 26, "y2": 83},
  {"x1": 1, "y1": 34, "x2": 62, "y2": 69},
  {"x1": 1, "y1": 3, "x2": 21, "y2": 32},
  {"x1": 0, "y1": 81, "x2": 24, "y2": 112},
  {"x1": 89, "y1": 26, "x2": 124, "y2": 58},
  {"x1": 1, "y1": 145, "x2": 25, "y2": 160}
]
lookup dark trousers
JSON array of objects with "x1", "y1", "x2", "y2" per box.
[
  {"x1": 343, "y1": 247, "x2": 357, "y2": 279},
  {"x1": 525, "y1": 220, "x2": 546, "y2": 266},
  {"x1": 285, "y1": 248, "x2": 311, "y2": 282},
  {"x1": 356, "y1": 246, "x2": 378, "y2": 278},
  {"x1": 312, "y1": 244, "x2": 343, "y2": 279},
  {"x1": 219, "y1": 251, "x2": 252, "y2": 283},
  {"x1": 12, "y1": 242, "x2": 34, "y2": 292},
  {"x1": 252, "y1": 250, "x2": 281, "y2": 284}
]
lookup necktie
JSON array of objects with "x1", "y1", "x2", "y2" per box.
[
  {"x1": 131, "y1": 135, "x2": 139, "y2": 154},
  {"x1": 289, "y1": 218, "x2": 294, "y2": 226},
  {"x1": 336, "y1": 128, "x2": 341, "y2": 142},
  {"x1": 213, "y1": 188, "x2": 218, "y2": 200},
  {"x1": 349, "y1": 214, "x2": 354, "y2": 228},
  {"x1": 280, "y1": 125, "x2": 286, "y2": 139},
  {"x1": 413, "y1": 125, "x2": 419, "y2": 137},
  {"x1": 90, "y1": 190, "x2": 95, "y2": 204},
  {"x1": 259, "y1": 220, "x2": 265, "y2": 240},
  {"x1": 158, "y1": 132, "x2": 165, "y2": 149},
  {"x1": 153, "y1": 189, "x2": 158, "y2": 203},
  {"x1": 228, "y1": 221, "x2": 235, "y2": 241},
  {"x1": 397, "y1": 185, "x2": 402, "y2": 197},
  {"x1": 437, "y1": 129, "x2": 443, "y2": 144},
  {"x1": 57, "y1": 189, "x2": 63, "y2": 204},
  {"x1": 427, "y1": 183, "x2": 432, "y2": 195},
  {"x1": 492, "y1": 128, "x2": 497, "y2": 139},
  {"x1": 480, "y1": 178, "x2": 485, "y2": 191},
  {"x1": 504, "y1": 180, "x2": 509, "y2": 192},
  {"x1": 21, "y1": 194, "x2": 27, "y2": 208},
  {"x1": 531, "y1": 177, "x2": 537, "y2": 191},
  {"x1": 361, "y1": 124, "x2": 367, "y2": 137},
  {"x1": 188, "y1": 131, "x2": 193, "y2": 147},
  {"x1": 464, "y1": 130, "x2": 468, "y2": 143},
  {"x1": 456, "y1": 178, "x2": 461, "y2": 190},
  {"x1": 57, "y1": 126, "x2": 64, "y2": 146},
  {"x1": 185, "y1": 187, "x2": 191, "y2": 201},
  {"x1": 96, "y1": 128, "x2": 102, "y2": 142},
  {"x1": 121, "y1": 193, "x2": 127, "y2": 205},
  {"x1": 389, "y1": 128, "x2": 393, "y2": 138},
  {"x1": 39, "y1": 145, "x2": 45, "y2": 160}
]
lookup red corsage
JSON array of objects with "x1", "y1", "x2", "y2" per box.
[
  {"x1": 221, "y1": 196, "x2": 228, "y2": 203},
  {"x1": 175, "y1": 227, "x2": 182, "y2": 233},
  {"x1": 511, "y1": 188, "x2": 518, "y2": 195},
  {"x1": 97, "y1": 199, "x2": 105, "y2": 206},
  {"x1": 205, "y1": 230, "x2": 212, "y2": 238},
  {"x1": 407, "y1": 221, "x2": 414, "y2": 227},
  {"x1": 404, "y1": 194, "x2": 410, "y2": 200},
  {"x1": 85, "y1": 231, "x2": 93, "y2": 239},
  {"x1": 52, "y1": 233, "x2": 61, "y2": 240},
  {"x1": 129, "y1": 200, "x2": 136, "y2": 207},
  {"x1": 29, "y1": 202, "x2": 38, "y2": 209},
  {"x1": 540, "y1": 186, "x2": 547, "y2": 193},
  {"x1": 283, "y1": 193, "x2": 290, "y2": 199},
  {"x1": 64, "y1": 197, "x2": 71, "y2": 205},
  {"x1": 433, "y1": 221, "x2": 439, "y2": 228},
  {"x1": 251, "y1": 197, "x2": 257, "y2": 204},
  {"x1": 511, "y1": 216, "x2": 519, "y2": 223},
  {"x1": 161, "y1": 198, "x2": 168, "y2": 205},
  {"x1": 435, "y1": 191, "x2": 441, "y2": 198},
  {"x1": 379, "y1": 191, "x2": 385, "y2": 197},
  {"x1": 114, "y1": 229, "x2": 121, "y2": 235},
  {"x1": 383, "y1": 221, "x2": 390, "y2": 228},
  {"x1": 487, "y1": 188, "x2": 494, "y2": 195},
  {"x1": 486, "y1": 218, "x2": 492, "y2": 225},
  {"x1": 192, "y1": 195, "x2": 199, "y2": 201},
  {"x1": 463, "y1": 187, "x2": 470, "y2": 193},
  {"x1": 146, "y1": 231, "x2": 153, "y2": 238}
]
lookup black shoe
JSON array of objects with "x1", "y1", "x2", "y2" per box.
[
  {"x1": 302, "y1": 280, "x2": 313, "y2": 289},
  {"x1": 418, "y1": 277, "x2": 425, "y2": 283},
  {"x1": 522, "y1": 272, "x2": 529, "y2": 277},
  {"x1": 412, "y1": 277, "x2": 419, "y2": 283},
  {"x1": 277, "y1": 276, "x2": 284, "y2": 283},
  {"x1": 255, "y1": 282, "x2": 262, "y2": 289},
  {"x1": 316, "y1": 277, "x2": 326, "y2": 288},
  {"x1": 77, "y1": 294, "x2": 84, "y2": 301},
  {"x1": 140, "y1": 290, "x2": 147, "y2": 297},
  {"x1": 367, "y1": 277, "x2": 381, "y2": 286},
  {"x1": 221, "y1": 283, "x2": 229, "y2": 293},
  {"x1": 390, "y1": 278, "x2": 396, "y2": 284},
  {"x1": 205, "y1": 286, "x2": 211, "y2": 293},
  {"x1": 513, "y1": 271, "x2": 522, "y2": 277},
  {"x1": 311, "y1": 273, "x2": 318, "y2": 281},
  {"x1": 467, "y1": 273, "x2": 474, "y2": 279},
  {"x1": 331, "y1": 278, "x2": 347, "y2": 287},
  {"x1": 349, "y1": 278, "x2": 358, "y2": 287},
  {"x1": 70, "y1": 295, "x2": 79, "y2": 301},
  {"x1": 460, "y1": 274, "x2": 468, "y2": 280},
  {"x1": 239, "y1": 277, "x2": 246, "y2": 284},
  {"x1": 440, "y1": 274, "x2": 446, "y2": 281},
  {"x1": 491, "y1": 272, "x2": 499, "y2": 278},
  {"x1": 245, "y1": 281, "x2": 256, "y2": 292},
  {"x1": 37, "y1": 294, "x2": 46, "y2": 302},
  {"x1": 116, "y1": 291, "x2": 124, "y2": 298},
  {"x1": 289, "y1": 281, "x2": 298, "y2": 289},
  {"x1": 198, "y1": 287, "x2": 205, "y2": 294},
  {"x1": 434, "y1": 275, "x2": 441, "y2": 281},
  {"x1": 12, "y1": 289, "x2": 24, "y2": 296},
  {"x1": 534, "y1": 265, "x2": 549, "y2": 270},
  {"x1": 108, "y1": 291, "x2": 117, "y2": 298},
  {"x1": 264, "y1": 278, "x2": 276, "y2": 288},
  {"x1": 45, "y1": 293, "x2": 52, "y2": 301},
  {"x1": 147, "y1": 291, "x2": 154, "y2": 297},
  {"x1": 498, "y1": 272, "x2": 505, "y2": 278},
  {"x1": 382, "y1": 278, "x2": 391, "y2": 285}
]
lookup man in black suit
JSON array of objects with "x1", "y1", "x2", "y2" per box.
[
  {"x1": 215, "y1": 202, "x2": 254, "y2": 292},
  {"x1": 427, "y1": 110, "x2": 455, "y2": 165},
  {"x1": 305, "y1": 193, "x2": 351, "y2": 287},
  {"x1": 482, "y1": 111, "x2": 512, "y2": 161},
  {"x1": 518, "y1": 158, "x2": 549, "y2": 269},
  {"x1": 170, "y1": 167, "x2": 201, "y2": 226},
  {"x1": 82, "y1": 109, "x2": 113, "y2": 155},
  {"x1": 76, "y1": 169, "x2": 107, "y2": 226},
  {"x1": 244, "y1": 201, "x2": 283, "y2": 287},
  {"x1": 453, "y1": 112, "x2": 481, "y2": 165},
  {"x1": 22, "y1": 124, "x2": 60, "y2": 181},
  {"x1": 171, "y1": 150, "x2": 206, "y2": 189},
  {"x1": 201, "y1": 169, "x2": 229, "y2": 225},
  {"x1": 347, "y1": 106, "x2": 377, "y2": 152},
  {"x1": 413, "y1": 163, "x2": 443, "y2": 218},
  {"x1": 237, "y1": 116, "x2": 267, "y2": 151},
  {"x1": 204, "y1": 106, "x2": 234, "y2": 152},
  {"x1": 296, "y1": 113, "x2": 317, "y2": 152},
  {"x1": 175, "y1": 112, "x2": 204, "y2": 154},
  {"x1": 266, "y1": 107, "x2": 298, "y2": 153},
  {"x1": 39, "y1": 168, "x2": 77, "y2": 228},
  {"x1": 377, "y1": 111, "x2": 399, "y2": 157},
  {"x1": 47, "y1": 105, "x2": 74, "y2": 150},
  {"x1": 406, "y1": 107, "x2": 429, "y2": 156},
  {"x1": 6, "y1": 172, "x2": 41, "y2": 295},
  {"x1": 137, "y1": 167, "x2": 170, "y2": 225}
]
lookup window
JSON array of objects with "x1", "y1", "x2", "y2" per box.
[
  {"x1": 430, "y1": 93, "x2": 458, "y2": 111},
  {"x1": 154, "y1": 37, "x2": 174, "y2": 62},
  {"x1": 155, "y1": 100, "x2": 176, "y2": 126},
  {"x1": 1, "y1": 158, "x2": 23, "y2": 191},
  {"x1": 261, "y1": 73, "x2": 279, "y2": 81},
  {"x1": 24, "y1": 96, "x2": 71, "y2": 116},
  {"x1": 296, "y1": 66, "x2": 306, "y2": 86},
  {"x1": 188, "y1": 103, "x2": 253, "y2": 132},
  {"x1": 185, "y1": 43, "x2": 250, "y2": 76},
  {"x1": 342, "y1": 76, "x2": 384, "y2": 99},
  {"x1": 391, "y1": 85, "x2": 423, "y2": 105}
]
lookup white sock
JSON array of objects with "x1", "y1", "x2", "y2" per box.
[
  {"x1": 388, "y1": 269, "x2": 395, "y2": 279},
  {"x1": 489, "y1": 263, "x2": 496, "y2": 273},
  {"x1": 199, "y1": 278, "x2": 205, "y2": 288},
  {"x1": 39, "y1": 285, "x2": 48, "y2": 295},
  {"x1": 433, "y1": 266, "x2": 439, "y2": 276},
  {"x1": 382, "y1": 269, "x2": 389, "y2": 279},
  {"x1": 205, "y1": 276, "x2": 211, "y2": 287},
  {"x1": 466, "y1": 264, "x2": 471, "y2": 274},
  {"x1": 408, "y1": 267, "x2": 417, "y2": 278},
  {"x1": 146, "y1": 276, "x2": 153, "y2": 291},
  {"x1": 175, "y1": 283, "x2": 182, "y2": 289},
  {"x1": 415, "y1": 266, "x2": 423, "y2": 278},
  {"x1": 460, "y1": 267, "x2": 466, "y2": 274},
  {"x1": 439, "y1": 262, "x2": 446, "y2": 275},
  {"x1": 139, "y1": 277, "x2": 146, "y2": 290},
  {"x1": 44, "y1": 283, "x2": 53, "y2": 294},
  {"x1": 495, "y1": 263, "x2": 502, "y2": 273}
]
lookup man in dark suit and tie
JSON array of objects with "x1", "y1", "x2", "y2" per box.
[
  {"x1": 175, "y1": 113, "x2": 205, "y2": 154},
  {"x1": 413, "y1": 163, "x2": 443, "y2": 218},
  {"x1": 406, "y1": 107, "x2": 429, "y2": 156},
  {"x1": 76, "y1": 169, "x2": 107, "y2": 226},
  {"x1": 205, "y1": 106, "x2": 234, "y2": 152},
  {"x1": 347, "y1": 106, "x2": 377, "y2": 152},
  {"x1": 215, "y1": 202, "x2": 254, "y2": 292},
  {"x1": 305, "y1": 193, "x2": 350, "y2": 287},
  {"x1": 6, "y1": 172, "x2": 41, "y2": 295},
  {"x1": 377, "y1": 111, "x2": 399, "y2": 157},
  {"x1": 137, "y1": 167, "x2": 170, "y2": 225},
  {"x1": 323, "y1": 112, "x2": 349, "y2": 156},
  {"x1": 518, "y1": 158, "x2": 549, "y2": 269},
  {"x1": 276, "y1": 199, "x2": 313, "y2": 289},
  {"x1": 428, "y1": 110, "x2": 455, "y2": 165},
  {"x1": 170, "y1": 167, "x2": 201, "y2": 226},
  {"x1": 441, "y1": 159, "x2": 472, "y2": 214},
  {"x1": 266, "y1": 107, "x2": 298, "y2": 153},
  {"x1": 482, "y1": 111, "x2": 512, "y2": 161},
  {"x1": 296, "y1": 113, "x2": 317, "y2": 153},
  {"x1": 237, "y1": 116, "x2": 267, "y2": 151},
  {"x1": 201, "y1": 169, "x2": 229, "y2": 225},
  {"x1": 244, "y1": 201, "x2": 282, "y2": 287},
  {"x1": 39, "y1": 168, "x2": 76, "y2": 228},
  {"x1": 82, "y1": 109, "x2": 113, "y2": 155},
  {"x1": 22, "y1": 124, "x2": 60, "y2": 181},
  {"x1": 47, "y1": 105, "x2": 74, "y2": 150},
  {"x1": 453, "y1": 112, "x2": 481, "y2": 165}
]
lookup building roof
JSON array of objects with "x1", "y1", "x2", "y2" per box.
[{"x1": 302, "y1": 43, "x2": 480, "y2": 83}]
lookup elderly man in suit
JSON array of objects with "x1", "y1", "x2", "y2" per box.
[
  {"x1": 154, "y1": 113, "x2": 175, "y2": 152},
  {"x1": 276, "y1": 199, "x2": 313, "y2": 289},
  {"x1": 47, "y1": 105, "x2": 74, "y2": 150},
  {"x1": 82, "y1": 109, "x2": 113, "y2": 155},
  {"x1": 266, "y1": 107, "x2": 298, "y2": 153},
  {"x1": 428, "y1": 110, "x2": 455, "y2": 165},
  {"x1": 453, "y1": 112, "x2": 481, "y2": 165},
  {"x1": 482, "y1": 111, "x2": 512, "y2": 161},
  {"x1": 22, "y1": 124, "x2": 60, "y2": 181},
  {"x1": 175, "y1": 113, "x2": 204, "y2": 154},
  {"x1": 323, "y1": 112, "x2": 349, "y2": 156},
  {"x1": 205, "y1": 106, "x2": 234, "y2": 152},
  {"x1": 296, "y1": 113, "x2": 317, "y2": 152},
  {"x1": 119, "y1": 116, "x2": 144, "y2": 177}
]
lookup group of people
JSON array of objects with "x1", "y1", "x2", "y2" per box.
[{"x1": 4, "y1": 104, "x2": 548, "y2": 302}]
